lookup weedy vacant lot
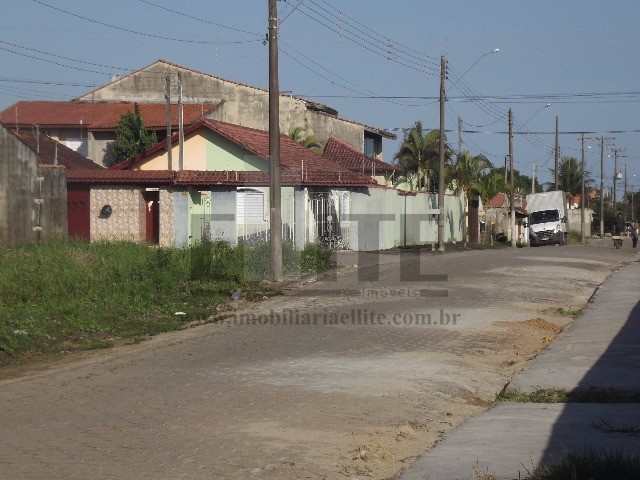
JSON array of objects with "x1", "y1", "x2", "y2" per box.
[{"x1": 0, "y1": 240, "x2": 333, "y2": 363}]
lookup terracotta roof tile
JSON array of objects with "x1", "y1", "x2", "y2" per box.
[
  {"x1": 114, "y1": 119, "x2": 377, "y2": 188},
  {"x1": 13, "y1": 130, "x2": 102, "y2": 170},
  {"x1": 0, "y1": 101, "x2": 219, "y2": 130},
  {"x1": 66, "y1": 169, "x2": 173, "y2": 184},
  {"x1": 323, "y1": 136, "x2": 397, "y2": 173}
]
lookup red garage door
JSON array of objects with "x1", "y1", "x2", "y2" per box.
[{"x1": 67, "y1": 185, "x2": 90, "y2": 241}]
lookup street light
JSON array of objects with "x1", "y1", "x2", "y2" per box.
[
  {"x1": 520, "y1": 103, "x2": 552, "y2": 129},
  {"x1": 449, "y1": 49, "x2": 500, "y2": 90},
  {"x1": 440, "y1": 48, "x2": 500, "y2": 250}
]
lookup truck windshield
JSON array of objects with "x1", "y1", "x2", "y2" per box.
[{"x1": 529, "y1": 209, "x2": 560, "y2": 225}]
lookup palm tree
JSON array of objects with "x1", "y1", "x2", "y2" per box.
[
  {"x1": 288, "y1": 127, "x2": 323, "y2": 154},
  {"x1": 452, "y1": 151, "x2": 493, "y2": 197},
  {"x1": 394, "y1": 121, "x2": 450, "y2": 190},
  {"x1": 551, "y1": 156, "x2": 593, "y2": 194},
  {"x1": 475, "y1": 170, "x2": 508, "y2": 204}
]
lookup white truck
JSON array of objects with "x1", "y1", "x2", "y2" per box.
[{"x1": 526, "y1": 191, "x2": 568, "y2": 246}]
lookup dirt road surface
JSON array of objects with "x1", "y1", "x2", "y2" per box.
[{"x1": 0, "y1": 242, "x2": 635, "y2": 479}]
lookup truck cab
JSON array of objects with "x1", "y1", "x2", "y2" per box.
[{"x1": 526, "y1": 191, "x2": 568, "y2": 246}]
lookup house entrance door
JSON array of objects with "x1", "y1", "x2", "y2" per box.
[
  {"x1": 143, "y1": 190, "x2": 160, "y2": 244},
  {"x1": 67, "y1": 185, "x2": 90, "y2": 241}
]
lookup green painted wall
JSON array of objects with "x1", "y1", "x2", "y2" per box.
[{"x1": 205, "y1": 130, "x2": 268, "y2": 171}]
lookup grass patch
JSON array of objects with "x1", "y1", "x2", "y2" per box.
[
  {"x1": 556, "y1": 307, "x2": 583, "y2": 318},
  {"x1": 0, "y1": 240, "x2": 334, "y2": 365},
  {"x1": 496, "y1": 387, "x2": 640, "y2": 403},
  {"x1": 568, "y1": 230, "x2": 583, "y2": 245},
  {"x1": 530, "y1": 448, "x2": 640, "y2": 480}
]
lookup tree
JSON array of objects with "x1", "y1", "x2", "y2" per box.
[
  {"x1": 288, "y1": 127, "x2": 323, "y2": 154},
  {"x1": 394, "y1": 121, "x2": 451, "y2": 191},
  {"x1": 110, "y1": 104, "x2": 158, "y2": 166},
  {"x1": 549, "y1": 156, "x2": 593, "y2": 194},
  {"x1": 452, "y1": 151, "x2": 493, "y2": 197}
]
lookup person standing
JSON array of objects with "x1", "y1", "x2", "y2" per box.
[
  {"x1": 614, "y1": 213, "x2": 626, "y2": 249},
  {"x1": 632, "y1": 219, "x2": 638, "y2": 248}
]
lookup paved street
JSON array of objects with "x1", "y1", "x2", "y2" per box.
[{"x1": 0, "y1": 241, "x2": 636, "y2": 479}]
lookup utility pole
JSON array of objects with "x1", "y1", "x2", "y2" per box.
[
  {"x1": 624, "y1": 164, "x2": 627, "y2": 219},
  {"x1": 509, "y1": 108, "x2": 515, "y2": 248},
  {"x1": 613, "y1": 148, "x2": 618, "y2": 215},
  {"x1": 597, "y1": 136, "x2": 614, "y2": 236},
  {"x1": 554, "y1": 115, "x2": 559, "y2": 190},
  {"x1": 531, "y1": 163, "x2": 535, "y2": 193},
  {"x1": 437, "y1": 55, "x2": 446, "y2": 251},
  {"x1": 579, "y1": 134, "x2": 587, "y2": 245},
  {"x1": 268, "y1": 0, "x2": 283, "y2": 281},
  {"x1": 504, "y1": 155, "x2": 508, "y2": 184},
  {"x1": 600, "y1": 138, "x2": 605, "y2": 236},
  {"x1": 165, "y1": 74, "x2": 172, "y2": 170},
  {"x1": 178, "y1": 72, "x2": 184, "y2": 170},
  {"x1": 457, "y1": 116, "x2": 462, "y2": 157}
]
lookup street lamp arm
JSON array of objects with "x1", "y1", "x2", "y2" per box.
[{"x1": 449, "y1": 49, "x2": 500, "y2": 90}]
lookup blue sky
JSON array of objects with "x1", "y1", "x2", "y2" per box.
[{"x1": 1, "y1": 1, "x2": 639, "y2": 189}]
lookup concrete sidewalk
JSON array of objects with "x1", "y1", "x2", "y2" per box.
[{"x1": 398, "y1": 261, "x2": 640, "y2": 480}]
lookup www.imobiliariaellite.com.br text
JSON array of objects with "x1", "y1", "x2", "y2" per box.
[{"x1": 221, "y1": 308, "x2": 461, "y2": 327}]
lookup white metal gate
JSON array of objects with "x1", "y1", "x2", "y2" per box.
[{"x1": 308, "y1": 191, "x2": 350, "y2": 249}]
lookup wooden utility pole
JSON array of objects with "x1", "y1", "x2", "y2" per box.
[
  {"x1": 165, "y1": 74, "x2": 172, "y2": 170},
  {"x1": 509, "y1": 108, "x2": 515, "y2": 248},
  {"x1": 554, "y1": 115, "x2": 559, "y2": 190},
  {"x1": 437, "y1": 55, "x2": 446, "y2": 251},
  {"x1": 268, "y1": 0, "x2": 283, "y2": 281},
  {"x1": 178, "y1": 72, "x2": 184, "y2": 170}
]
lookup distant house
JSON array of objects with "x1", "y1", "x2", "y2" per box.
[
  {"x1": 0, "y1": 101, "x2": 220, "y2": 167},
  {"x1": 73, "y1": 59, "x2": 396, "y2": 160},
  {"x1": 65, "y1": 119, "x2": 465, "y2": 250},
  {"x1": 322, "y1": 136, "x2": 398, "y2": 186},
  {"x1": 484, "y1": 192, "x2": 527, "y2": 242},
  {"x1": 0, "y1": 124, "x2": 68, "y2": 245}
]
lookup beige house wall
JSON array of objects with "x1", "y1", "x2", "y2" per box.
[{"x1": 136, "y1": 134, "x2": 207, "y2": 171}]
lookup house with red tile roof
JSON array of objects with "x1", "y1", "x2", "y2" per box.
[
  {"x1": 65, "y1": 118, "x2": 465, "y2": 249},
  {"x1": 73, "y1": 59, "x2": 395, "y2": 160},
  {"x1": 0, "y1": 100, "x2": 220, "y2": 167},
  {"x1": 484, "y1": 192, "x2": 528, "y2": 243},
  {"x1": 322, "y1": 137, "x2": 398, "y2": 186}
]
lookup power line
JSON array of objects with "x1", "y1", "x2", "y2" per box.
[
  {"x1": 0, "y1": 45, "x2": 112, "y2": 76},
  {"x1": 136, "y1": 0, "x2": 263, "y2": 37},
  {"x1": 32, "y1": 0, "x2": 261, "y2": 45},
  {"x1": 280, "y1": 41, "x2": 433, "y2": 108},
  {"x1": 0, "y1": 39, "x2": 131, "y2": 72},
  {"x1": 283, "y1": 0, "x2": 437, "y2": 76},
  {"x1": 303, "y1": 0, "x2": 439, "y2": 66}
]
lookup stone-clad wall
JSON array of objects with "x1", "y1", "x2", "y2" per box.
[
  {"x1": 91, "y1": 186, "x2": 144, "y2": 242},
  {"x1": 159, "y1": 188, "x2": 174, "y2": 247}
]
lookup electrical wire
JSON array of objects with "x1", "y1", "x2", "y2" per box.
[
  {"x1": 283, "y1": 0, "x2": 437, "y2": 76},
  {"x1": 136, "y1": 0, "x2": 263, "y2": 37},
  {"x1": 32, "y1": 0, "x2": 261, "y2": 46}
]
